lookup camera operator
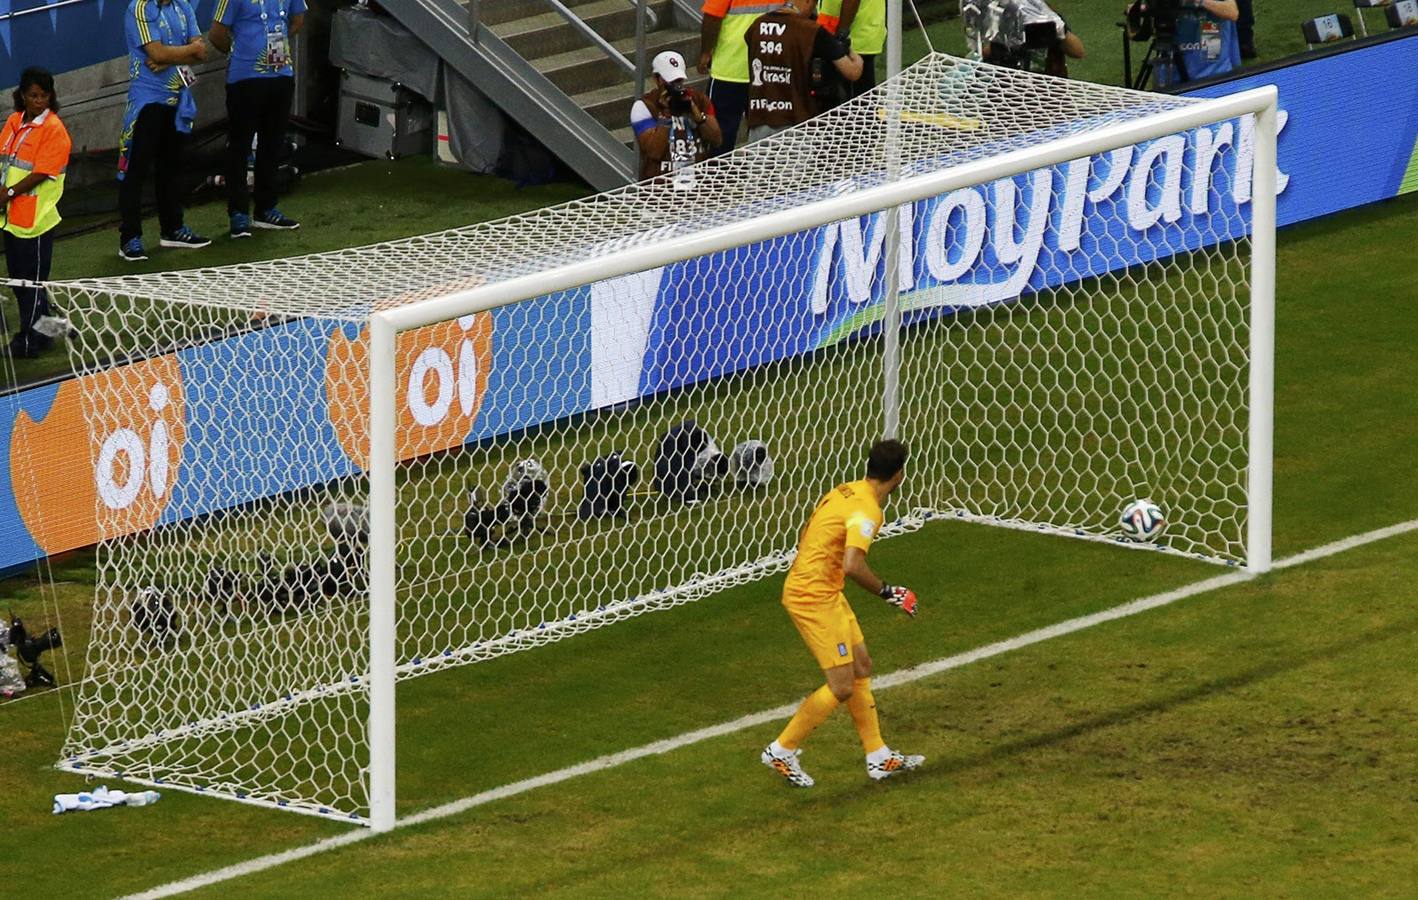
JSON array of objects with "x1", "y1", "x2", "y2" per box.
[
  {"x1": 743, "y1": 0, "x2": 862, "y2": 144},
  {"x1": 981, "y1": 0, "x2": 1085, "y2": 77},
  {"x1": 817, "y1": 0, "x2": 884, "y2": 97},
  {"x1": 1127, "y1": 0, "x2": 1240, "y2": 87},
  {"x1": 629, "y1": 51, "x2": 722, "y2": 186}
]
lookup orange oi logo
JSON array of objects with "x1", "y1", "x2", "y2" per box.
[
  {"x1": 11, "y1": 356, "x2": 185, "y2": 553},
  {"x1": 325, "y1": 314, "x2": 494, "y2": 467}
]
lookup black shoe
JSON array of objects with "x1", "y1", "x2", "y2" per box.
[
  {"x1": 254, "y1": 207, "x2": 300, "y2": 230},
  {"x1": 160, "y1": 225, "x2": 212, "y2": 249},
  {"x1": 9, "y1": 330, "x2": 53, "y2": 359},
  {"x1": 230, "y1": 212, "x2": 253, "y2": 239},
  {"x1": 119, "y1": 237, "x2": 149, "y2": 262}
]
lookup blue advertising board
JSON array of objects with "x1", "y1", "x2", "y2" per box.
[
  {"x1": 1, "y1": 33, "x2": 1415, "y2": 572},
  {"x1": 1182, "y1": 30, "x2": 1418, "y2": 222}
]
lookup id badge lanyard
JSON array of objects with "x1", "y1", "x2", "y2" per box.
[
  {"x1": 155, "y1": 2, "x2": 197, "y2": 86},
  {"x1": 259, "y1": 0, "x2": 291, "y2": 68},
  {"x1": 0, "y1": 121, "x2": 35, "y2": 186}
]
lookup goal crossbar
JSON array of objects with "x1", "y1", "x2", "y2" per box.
[{"x1": 381, "y1": 88, "x2": 1278, "y2": 333}]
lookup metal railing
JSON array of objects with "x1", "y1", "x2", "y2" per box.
[
  {"x1": 544, "y1": 0, "x2": 635, "y2": 74},
  {"x1": 0, "y1": 0, "x2": 92, "y2": 21},
  {"x1": 467, "y1": 0, "x2": 661, "y2": 66},
  {"x1": 634, "y1": 0, "x2": 648, "y2": 98}
]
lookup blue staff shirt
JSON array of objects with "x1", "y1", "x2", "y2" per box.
[
  {"x1": 214, "y1": 0, "x2": 306, "y2": 83},
  {"x1": 1157, "y1": 12, "x2": 1241, "y2": 87},
  {"x1": 125, "y1": 0, "x2": 201, "y2": 108}
]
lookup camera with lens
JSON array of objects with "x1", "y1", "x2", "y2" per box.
[
  {"x1": 665, "y1": 80, "x2": 693, "y2": 117},
  {"x1": 983, "y1": 0, "x2": 1070, "y2": 73},
  {"x1": 1126, "y1": 0, "x2": 1184, "y2": 42},
  {"x1": 6, "y1": 615, "x2": 63, "y2": 689},
  {"x1": 810, "y1": 33, "x2": 852, "y2": 112}
]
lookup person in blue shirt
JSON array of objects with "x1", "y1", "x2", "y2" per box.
[
  {"x1": 1155, "y1": 0, "x2": 1241, "y2": 87},
  {"x1": 117, "y1": 0, "x2": 210, "y2": 261},
  {"x1": 208, "y1": 0, "x2": 305, "y2": 238}
]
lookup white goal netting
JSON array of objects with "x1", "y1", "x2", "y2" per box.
[{"x1": 46, "y1": 55, "x2": 1267, "y2": 823}]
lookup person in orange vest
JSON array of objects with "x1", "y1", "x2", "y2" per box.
[
  {"x1": 2, "y1": 68, "x2": 73, "y2": 359},
  {"x1": 698, "y1": 0, "x2": 778, "y2": 155}
]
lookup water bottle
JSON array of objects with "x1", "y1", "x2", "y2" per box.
[{"x1": 126, "y1": 790, "x2": 161, "y2": 807}]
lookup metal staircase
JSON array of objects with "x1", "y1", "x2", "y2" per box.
[{"x1": 379, "y1": 0, "x2": 704, "y2": 190}]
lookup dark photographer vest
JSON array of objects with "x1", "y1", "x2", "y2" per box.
[
  {"x1": 637, "y1": 87, "x2": 711, "y2": 182},
  {"x1": 746, "y1": 10, "x2": 820, "y2": 128}
]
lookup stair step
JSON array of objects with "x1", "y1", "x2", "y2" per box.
[
  {"x1": 472, "y1": 0, "x2": 605, "y2": 28},
  {"x1": 535, "y1": 27, "x2": 701, "y2": 94},
  {"x1": 494, "y1": 0, "x2": 675, "y2": 59}
]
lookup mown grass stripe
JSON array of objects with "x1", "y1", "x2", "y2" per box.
[{"x1": 121, "y1": 517, "x2": 1418, "y2": 900}]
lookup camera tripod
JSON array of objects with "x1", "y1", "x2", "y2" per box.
[{"x1": 1120, "y1": 26, "x2": 1188, "y2": 90}]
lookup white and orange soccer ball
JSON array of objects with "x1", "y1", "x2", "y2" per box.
[{"x1": 1119, "y1": 498, "x2": 1166, "y2": 542}]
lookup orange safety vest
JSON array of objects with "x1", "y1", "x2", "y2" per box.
[
  {"x1": 703, "y1": 0, "x2": 788, "y2": 82},
  {"x1": 1, "y1": 109, "x2": 71, "y2": 238}
]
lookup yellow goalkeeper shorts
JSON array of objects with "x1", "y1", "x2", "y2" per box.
[{"x1": 784, "y1": 592, "x2": 864, "y2": 670}]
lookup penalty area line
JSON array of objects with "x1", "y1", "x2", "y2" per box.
[{"x1": 122, "y1": 518, "x2": 1418, "y2": 900}]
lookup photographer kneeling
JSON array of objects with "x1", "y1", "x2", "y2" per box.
[
  {"x1": 1127, "y1": 0, "x2": 1240, "y2": 87},
  {"x1": 630, "y1": 51, "x2": 722, "y2": 186},
  {"x1": 981, "y1": 0, "x2": 1085, "y2": 78}
]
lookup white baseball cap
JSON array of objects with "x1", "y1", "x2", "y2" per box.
[{"x1": 652, "y1": 50, "x2": 688, "y2": 84}]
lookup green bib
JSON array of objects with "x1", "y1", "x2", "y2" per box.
[{"x1": 817, "y1": 0, "x2": 886, "y2": 55}]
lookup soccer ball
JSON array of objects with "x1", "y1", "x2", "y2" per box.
[{"x1": 1119, "y1": 499, "x2": 1166, "y2": 542}]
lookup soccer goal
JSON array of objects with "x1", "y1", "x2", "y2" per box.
[{"x1": 45, "y1": 55, "x2": 1276, "y2": 829}]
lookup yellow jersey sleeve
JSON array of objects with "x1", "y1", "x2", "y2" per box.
[
  {"x1": 843, "y1": 503, "x2": 883, "y2": 553},
  {"x1": 784, "y1": 481, "x2": 883, "y2": 602}
]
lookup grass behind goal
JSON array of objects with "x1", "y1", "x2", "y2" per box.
[
  {"x1": 51, "y1": 240, "x2": 1248, "y2": 821},
  {"x1": 0, "y1": 171, "x2": 1413, "y2": 900}
]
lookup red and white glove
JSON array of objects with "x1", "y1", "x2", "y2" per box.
[{"x1": 879, "y1": 584, "x2": 918, "y2": 617}]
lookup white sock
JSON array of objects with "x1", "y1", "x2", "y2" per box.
[
  {"x1": 866, "y1": 745, "x2": 894, "y2": 764},
  {"x1": 769, "y1": 740, "x2": 792, "y2": 757}
]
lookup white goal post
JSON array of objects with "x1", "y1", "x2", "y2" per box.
[{"x1": 47, "y1": 57, "x2": 1276, "y2": 830}]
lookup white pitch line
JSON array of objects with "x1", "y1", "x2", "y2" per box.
[
  {"x1": 1271, "y1": 519, "x2": 1418, "y2": 570},
  {"x1": 122, "y1": 518, "x2": 1418, "y2": 900}
]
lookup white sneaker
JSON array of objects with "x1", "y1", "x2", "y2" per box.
[
  {"x1": 761, "y1": 744, "x2": 815, "y2": 788},
  {"x1": 867, "y1": 748, "x2": 925, "y2": 781},
  {"x1": 32, "y1": 316, "x2": 76, "y2": 339}
]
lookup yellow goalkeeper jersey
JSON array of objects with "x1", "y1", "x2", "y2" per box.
[{"x1": 783, "y1": 480, "x2": 883, "y2": 604}]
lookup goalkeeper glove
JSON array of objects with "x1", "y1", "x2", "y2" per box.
[{"x1": 879, "y1": 584, "x2": 918, "y2": 617}]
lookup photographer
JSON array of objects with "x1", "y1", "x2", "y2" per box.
[
  {"x1": 630, "y1": 51, "x2": 722, "y2": 185},
  {"x1": 981, "y1": 0, "x2": 1085, "y2": 77},
  {"x1": 1128, "y1": 0, "x2": 1240, "y2": 87},
  {"x1": 744, "y1": 0, "x2": 862, "y2": 144},
  {"x1": 818, "y1": 0, "x2": 884, "y2": 96}
]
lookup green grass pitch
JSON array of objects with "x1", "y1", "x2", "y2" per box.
[{"x1": 2, "y1": 182, "x2": 1416, "y2": 895}]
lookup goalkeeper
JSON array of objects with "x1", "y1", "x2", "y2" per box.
[{"x1": 761, "y1": 439, "x2": 924, "y2": 787}]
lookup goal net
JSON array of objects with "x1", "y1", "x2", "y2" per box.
[{"x1": 46, "y1": 55, "x2": 1275, "y2": 826}]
